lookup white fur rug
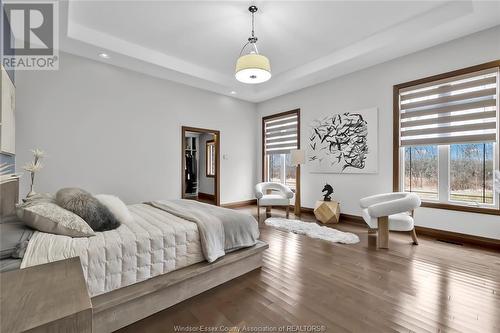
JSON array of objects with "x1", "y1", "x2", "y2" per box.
[{"x1": 265, "y1": 218, "x2": 360, "y2": 244}]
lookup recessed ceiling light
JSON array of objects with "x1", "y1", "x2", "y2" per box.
[
  {"x1": 230, "y1": 91, "x2": 236, "y2": 95},
  {"x1": 99, "y1": 53, "x2": 110, "y2": 59}
]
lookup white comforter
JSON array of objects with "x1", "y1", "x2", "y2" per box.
[{"x1": 21, "y1": 204, "x2": 205, "y2": 297}]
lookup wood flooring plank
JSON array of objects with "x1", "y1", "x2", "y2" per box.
[{"x1": 117, "y1": 205, "x2": 500, "y2": 333}]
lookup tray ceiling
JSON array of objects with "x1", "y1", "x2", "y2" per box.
[{"x1": 56, "y1": 1, "x2": 500, "y2": 102}]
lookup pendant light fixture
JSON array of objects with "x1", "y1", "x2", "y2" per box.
[{"x1": 235, "y1": 5, "x2": 271, "y2": 84}]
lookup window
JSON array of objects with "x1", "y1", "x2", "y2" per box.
[
  {"x1": 450, "y1": 143, "x2": 494, "y2": 204},
  {"x1": 404, "y1": 146, "x2": 439, "y2": 200},
  {"x1": 394, "y1": 61, "x2": 500, "y2": 215},
  {"x1": 262, "y1": 109, "x2": 300, "y2": 190},
  {"x1": 206, "y1": 140, "x2": 216, "y2": 177}
]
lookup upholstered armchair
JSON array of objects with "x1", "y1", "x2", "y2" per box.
[
  {"x1": 359, "y1": 192, "x2": 421, "y2": 249},
  {"x1": 255, "y1": 182, "x2": 294, "y2": 221}
]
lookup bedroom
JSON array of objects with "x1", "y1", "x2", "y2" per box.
[{"x1": 0, "y1": 1, "x2": 499, "y2": 332}]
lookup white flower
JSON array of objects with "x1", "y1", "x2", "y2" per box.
[
  {"x1": 31, "y1": 148, "x2": 45, "y2": 159},
  {"x1": 23, "y1": 161, "x2": 43, "y2": 173}
]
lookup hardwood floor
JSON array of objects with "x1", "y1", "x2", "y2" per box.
[
  {"x1": 195, "y1": 197, "x2": 217, "y2": 205},
  {"x1": 117, "y1": 206, "x2": 500, "y2": 333}
]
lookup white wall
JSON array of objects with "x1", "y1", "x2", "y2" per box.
[
  {"x1": 15, "y1": 52, "x2": 257, "y2": 205},
  {"x1": 257, "y1": 26, "x2": 500, "y2": 240},
  {"x1": 198, "y1": 133, "x2": 215, "y2": 195}
]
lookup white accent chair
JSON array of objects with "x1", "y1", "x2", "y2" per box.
[
  {"x1": 359, "y1": 192, "x2": 421, "y2": 249},
  {"x1": 255, "y1": 182, "x2": 294, "y2": 221}
]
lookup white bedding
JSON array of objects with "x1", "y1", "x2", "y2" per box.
[{"x1": 21, "y1": 204, "x2": 205, "y2": 297}]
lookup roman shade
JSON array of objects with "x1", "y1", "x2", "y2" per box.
[
  {"x1": 264, "y1": 111, "x2": 299, "y2": 155},
  {"x1": 399, "y1": 67, "x2": 498, "y2": 146}
]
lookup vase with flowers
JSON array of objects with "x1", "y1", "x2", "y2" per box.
[{"x1": 23, "y1": 149, "x2": 44, "y2": 198}]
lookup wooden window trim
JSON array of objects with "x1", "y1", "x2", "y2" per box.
[
  {"x1": 261, "y1": 109, "x2": 301, "y2": 182},
  {"x1": 393, "y1": 60, "x2": 500, "y2": 216},
  {"x1": 206, "y1": 140, "x2": 215, "y2": 178}
]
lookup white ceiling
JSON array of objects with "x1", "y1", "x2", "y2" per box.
[{"x1": 56, "y1": 1, "x2": 500, "y2": 102}]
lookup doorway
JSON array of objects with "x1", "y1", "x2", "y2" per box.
[{"x1": 181, "y1": 126, "x2": 220, "y2": 206}]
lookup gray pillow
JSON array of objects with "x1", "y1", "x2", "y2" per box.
[
  {"x1": 0, "y1": 221, "x2": 34, "y2": 259},
  {"x1": 17, "y1": 202, "x2": 95, "y2": 237},
  {"x1": 56, "y1": 188, "x2": 120, "y2": 232}
]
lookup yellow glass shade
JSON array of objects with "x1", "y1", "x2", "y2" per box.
[{"x1": 235, "y1": 54, "x2": 271, "y2": 84}]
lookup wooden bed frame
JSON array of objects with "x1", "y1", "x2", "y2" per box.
[
  {"x1": 2, "y1": 181, "x2": 267, "y2": 332},
  {"x1": 91, "y1": 241, "x2": 268, "y2": 333}
]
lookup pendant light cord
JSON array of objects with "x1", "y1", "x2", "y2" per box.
[
  {"x1": 238, "y1": 6, "x2": 260, "y2": 56},
  {"x1": 251, "y1": 11, "x2": 255, "y2": 38},
  {"x1": 250, "y1": 9, "x2": 259, "y2": 53}
]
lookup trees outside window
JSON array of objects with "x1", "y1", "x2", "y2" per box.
[
  {"x1": 404, "y1": 146, "x2": 438, "y2": 200},
  {"x1": 450, "y1": 143, "x2": 494, "y2": 204}
]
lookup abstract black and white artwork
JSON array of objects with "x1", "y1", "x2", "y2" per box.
[{"x1": 308, "y1": 108, "x2": 378, "y2": 173}]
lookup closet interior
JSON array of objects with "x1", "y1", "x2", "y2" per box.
[{"x1": 182, "y1": 129, "x2": 218, "y2": 205}]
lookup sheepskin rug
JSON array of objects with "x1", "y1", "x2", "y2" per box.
[{"x1": 265, "y1": 218, "x2": 360, "y2": 244}]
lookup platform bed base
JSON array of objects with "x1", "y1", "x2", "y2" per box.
[{"x1": 91, "y1": 241, "x2": 268, "y2": 333}]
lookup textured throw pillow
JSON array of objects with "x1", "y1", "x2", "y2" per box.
[
  {"x1": 16, "y1": 202, "x2": 95, "y2": 237},
  {"x1": 56, "y1": 188, "x2": 121, "y2": 232},
  {"x1": 22, "y1": 193, "x2": 55, "y2": 205},
  {"x1": 95, "y1": 194, "x2": 133, "y2": 224}
]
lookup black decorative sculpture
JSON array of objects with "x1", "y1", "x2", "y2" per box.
[{"x1": 322, "y1": 183, "x2": 334, "y2": 201}]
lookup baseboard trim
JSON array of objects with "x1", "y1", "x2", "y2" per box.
[
  {"x1": 338, "y1": 212, "x2": 500, "y2": 250},
  {"x1": 225, "y1": 202, "x2": 500, "y2": 250},
  {"x1": 300, "y1": 206, "x2": 314, "y2": 214},
  {"x1": 296, "y1": 206, "x2": 364, "y2": 224},
  {"x1": 222, "y1": 199, "x2": 257, "y2": 208},
  {"x1": 198, "y1": 192, "x2": 215, "y2": 201},
  {"x1": 274, "y1": 206, "x2": 362, "y2": 223},
  {"x1": 414, "y1": 226, "x2": 500, "y2": 250},
  {"x1": 273, "y1": 206, "x2": 500, "y2": 250}
]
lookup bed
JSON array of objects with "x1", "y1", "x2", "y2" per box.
[
  {"x1": 16, "y1": 199, "x2": 268, "y2": 332},
  {"x1": 22, "y1": 203, "x2": 207, "y2": 297}
]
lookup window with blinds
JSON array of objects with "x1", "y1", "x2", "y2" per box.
[
  {"x1": 399, "y1": 68, "x2": 498, "y2": 146},
  {"x1": 264, "y1": 111, "x2": 299, "y2": 155},
  {"x1": 262, "y1": 110, "x2": 300, "y2": 189},
  {"x1": 394, "y1": 62, "x2": 500, "y2": 214}
]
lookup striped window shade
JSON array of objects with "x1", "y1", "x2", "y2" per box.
[
  {"x1": 264, "y1": 111, "x2": 299, "y2": 155},
  {"x1": 399, "y1": 67, "x2": 498, "y2": 146}
]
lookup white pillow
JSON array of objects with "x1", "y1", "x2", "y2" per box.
[
  {"x1": 94, "y1": 194, "x2": 133, "y2": 224},
  {"x1": 17, "y1": 202, "x2": 95, "y2": 237}
]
